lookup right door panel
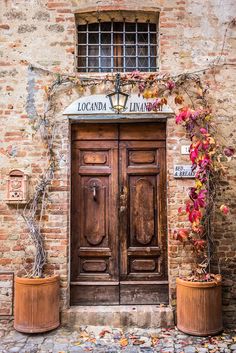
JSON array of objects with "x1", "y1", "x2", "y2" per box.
[{"x1": 119, "y1": 140, "x2": 168, "y2": 304}]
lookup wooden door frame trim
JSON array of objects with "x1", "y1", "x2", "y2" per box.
[
  {"x1": 68, "y1": 114, "x2": 173, "y2": 124},
  {"x1": 69, "y1": 119, "x2": 170, "y2": 306}
]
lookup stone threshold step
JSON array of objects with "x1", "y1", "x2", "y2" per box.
[{"x1": 61, "y1": 305, "x2": 174, "y2": 328}]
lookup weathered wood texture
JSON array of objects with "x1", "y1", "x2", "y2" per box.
[{"x1": 71, "y1": 123, "x2": 167, "y2": 305}]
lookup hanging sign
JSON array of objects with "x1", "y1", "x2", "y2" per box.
[
  {"x1": 63, "y1": 94, "x2": 173, "y2": 115},
  {"x1": 174, "y1": 165, "x2": 195, "y2": 178}
]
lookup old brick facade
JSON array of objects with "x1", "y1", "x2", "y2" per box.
[{"x1": 0, "y1": 0, "x2": 236, "y2": 327}]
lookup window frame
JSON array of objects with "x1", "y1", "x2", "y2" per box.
[{"x1": 76, "y1": 20, "x2": 159, "y2": 73}]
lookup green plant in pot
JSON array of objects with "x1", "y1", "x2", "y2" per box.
[{"x1": 14, "y1": 115, "x2": 60, "y2": 334}]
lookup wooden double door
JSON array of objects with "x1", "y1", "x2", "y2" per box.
[{"x1": 71, "y1": 123, "x2": 168, "y2": 305}]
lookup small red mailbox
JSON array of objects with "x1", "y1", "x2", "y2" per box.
[{"x1": 6, "y1": 170, "x2": 28, "y2": 204}]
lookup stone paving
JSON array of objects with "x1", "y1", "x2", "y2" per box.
[{"x1": 0, "y1": 322, "x2": 236, "y2": 353}]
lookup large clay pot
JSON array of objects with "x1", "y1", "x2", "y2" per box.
[
  {"x1": 176, "y1": 277, "x2": 223, "y2": 336},
  {"x1": 14, "y1": 275, "x2": 60, "y2": 333}
]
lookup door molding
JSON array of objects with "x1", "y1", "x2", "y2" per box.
[
  {"x1": 70, "y1": 122, "x2": 168, "y2": 305},
  {"x1": 68, "y1": 114, "x2": 173, "y2": 124}
]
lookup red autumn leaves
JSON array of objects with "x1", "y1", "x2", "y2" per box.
[
  {"x1": 131, "y1": 73, "x2": 233, "y2": 257},
  {"x1": 174, "y1": 106, "x2": 233, "y2": 254}
]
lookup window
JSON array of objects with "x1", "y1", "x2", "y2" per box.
[{"x1": 77, "y1": 21, "x2": 158, "y2": 73}]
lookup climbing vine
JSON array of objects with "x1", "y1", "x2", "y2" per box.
[
  {"x1": 23, "y1": 17, "x2": 235, "y2": 279},
  {"x1": 22, "y1": 68, "x2": 234, "y2": 279}
]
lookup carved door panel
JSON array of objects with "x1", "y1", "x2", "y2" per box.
[
  {"x1": 71, "y1": 123, "x2": 168, "y2": 305},
  {"x1": 119, "y1": 123, "x2": 168, "y2": 304},
  {"x1": 71, "y1": 124, "x2": 119, "y2": 305}
]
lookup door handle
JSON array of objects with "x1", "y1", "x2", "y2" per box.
[{"x1": 92, "y1": 183, "x2": 97, "y2": 201}]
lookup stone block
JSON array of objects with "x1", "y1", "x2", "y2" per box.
[
  {"x1": 0, "y1": 273, "x2": 13, "y2": 316},
  {"x1": 61, "y1": 305, "x2": 174, "y2": 329}
]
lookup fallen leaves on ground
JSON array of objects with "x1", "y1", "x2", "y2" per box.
[
  {"x1": 129, "y1": 335, "x2": 139, "y2": 339},
  {"x1": 119, "y1": 337, "x2": 128, "y2": 347},
  {"x1": 79, "y1": 330, "x2": 90, "y2": 339},
  {"x1": 132, "y1": 339, "x2": 145, "y2": 345},
  {"x1": 73, "y1": 341, "x2": 82, "y2": 346},
  {"x1": 151, "y1": 336, "x2": 159, "y2": 346},
  {"x1": 99, "y1": 329, "x2": 111, "y2": 338}
]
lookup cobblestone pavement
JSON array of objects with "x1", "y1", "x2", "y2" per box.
[{"x1": 0, "y1": 323, "x2": 236, "y2": 353}]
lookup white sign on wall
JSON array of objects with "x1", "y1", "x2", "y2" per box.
[
  {"x1": 181, "y1": 145, "x2": 190, "y2": 155},
  {"x1": 63, "y1": 94, "x2": 173, "y2": 115},
  {"x1": 174, "y1": 165, "x2": 195, "y2": 178}
]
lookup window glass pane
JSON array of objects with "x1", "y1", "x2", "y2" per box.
[
  {"x1": 126, "y1": 57, "x2": 136, "y2": 67},
  {"x1": 139, "y1": 67, "x2": 147, "y2": 72},
  {"x1": 138, "y1": 57, "x2": 148, "y2": 68},
  {"x1": 113, "y1": 45, "x2": 123, "y2": 56},
  {"x1": 113, "y1": 67, "x2": 123, "y2": 72},
  {"x1": 125, "y1": 45, "x2": 136, "y2": 56},
  {"x1": 88, "y1": 67, "x2": 98, "y2": 72},
  {"x1": 113, "y1": 22, "x2": 123, "y2": 31},
  {"x1": 125, "y1": 23, "x2": 136, "y2": 32},
  {"x1": 101, "y1": 45, "x2": 111, "y2": 56},
  {"x1": 88, "y1": 45, "x2": 99, "y2": 56},
  {"x1": 101, "y1": 22, "x2": 111, "y2": 31},
  {"x1": 88, "y1": 23, "x2": 99, "y2": 31},
  {"x1": 138, "y1": 45, "x2": 148, "y2": 56},
  {"x1": 88, "y1": 33, "x2": 98, "y2": 44},
  {"x1": 101, "y1": 67, "x2": 111, "y2": 72},
  {"x1": 150, "y1": 33, "x2": 156, "y2": 44},
  {"x1": 77, "y1": 45, "x2": 86, "y2": 56},
  {"x1": 138, "y1": 23, "x2": 148, "y2": 32},
  {"x1": 114, "y1": 57, "x2": 123, "y2": 69},
  {"x1": 101, "y1": 57, "x2": 111, "y2": 68},
  {"x1": 88, "y1": 57, "x2": 99, "y2": 67},
  {"x1": 77, "y1": 57, "x2": 86, "y2": 67},
  {"x1": 101, "y1": 33, "x2": 111, "y2": 44},
  {"x1": 138, "y1": 33, "x2": 148, "y2": 44},
  {"x1": 78, "y1": 24, "x2": 87, "y2": 31},
  {"x1": 150, "y1": 23, "x2": 156, "y2": 31},
  {"x1": 150, "y1": 45, "x2": 157, "y2": 56},
  {"x1": 125, "y1": 33, "x2": 135, "y2": 44},
  {"x1": 150, "y1": 57, "x2": 156, "y2": 67},
  {"x1": 78, "y1": 33, "x2": 86, "y2": 44}
]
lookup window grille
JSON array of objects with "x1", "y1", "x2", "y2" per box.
[{"x1": 76, "y1": 21, "x2": 158, "y2": 72}]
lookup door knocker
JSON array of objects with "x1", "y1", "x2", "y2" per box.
[{"x1": 92, "y1": 182, "x2": 98, "y2": 201}]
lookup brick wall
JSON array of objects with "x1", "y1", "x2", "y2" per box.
[{"x1": 0, "y1": 0, "x2": 236, "y2": 327}]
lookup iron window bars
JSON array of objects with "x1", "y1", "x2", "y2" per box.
[{"x1": 76, "y1": 21, "x2": 158, "y2": 72}]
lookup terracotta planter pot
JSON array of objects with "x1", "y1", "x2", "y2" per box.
[
  {"x1": 14, "y1": 275, "x2": 60, "y2": 333},
  {"x1": 176, "y1": 277, "x2": 223, "y2": 336}
]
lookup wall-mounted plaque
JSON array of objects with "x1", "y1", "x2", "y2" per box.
[
  {"x1": 63, "y1": 94, "x2": 173, "y2": 116},
  {"x1": 174, "y1": 165, "x2": 195, "y2": 178},
  {"x1": 181, "y1": 145, "x2": 190, "y2": 155}
]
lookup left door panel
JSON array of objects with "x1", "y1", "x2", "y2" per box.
[{"x1": 71, "y1": 136, "x2": 119, "y2": 305}]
